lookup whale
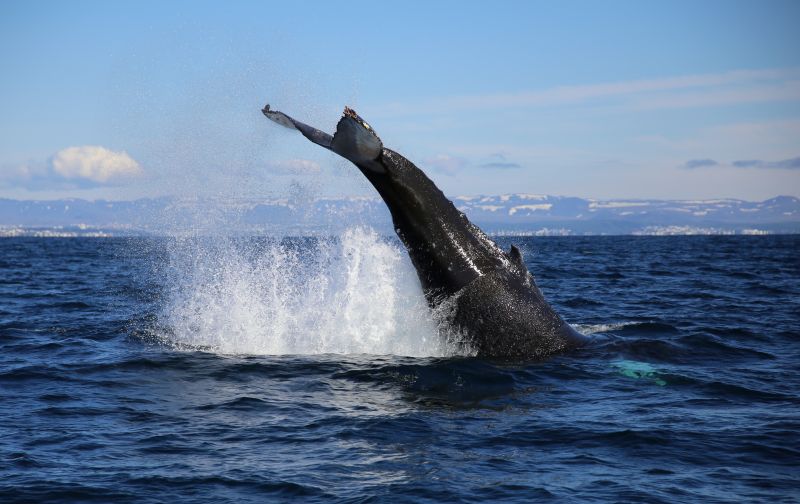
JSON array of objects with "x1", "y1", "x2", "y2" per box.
[{"x1": 262, "y1": 104, "x2": 589, "y2": 359}]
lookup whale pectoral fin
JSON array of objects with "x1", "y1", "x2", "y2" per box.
[{"x1": 262, "y1": 104, "x2": 333, "y2": 151}]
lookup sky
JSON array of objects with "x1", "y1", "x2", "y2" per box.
[{"x1": 1, "y1": 0, "x2": 798, "y2": 202}]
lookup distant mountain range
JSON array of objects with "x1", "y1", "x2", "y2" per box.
[{"x1": 1, "y1": 194, "x2": 798, "y2": 236}]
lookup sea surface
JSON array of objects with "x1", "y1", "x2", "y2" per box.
[{"x1": 1, "y1": 233, "x2": 798, "y2": 503}]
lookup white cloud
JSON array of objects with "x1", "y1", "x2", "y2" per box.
[
  {"x1": 683, "y1": 159, "x2": 719, "y2": 169},
  {"x1": 0, "y1": 146, "x2": 143, "y2": 190},
  {"x1": 51, "y1": 146, "x2": 142, "y2": 183},
  {"x1": 372, "y1": 67, "x2": 800, "y2": 116},
  {"x1": 634, "y1": 80, "x2": 800, "y2": 110}
]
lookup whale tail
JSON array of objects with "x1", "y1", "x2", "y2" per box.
[
  {"x1": 262, "y1": 104, "x2": 333, "y2": 150},
  {"x1": 261, "y1": 102, "x2": 589, "y2": 359},
  {"x1": 262, "y1": 104, "x2": 383, "y2": 167},
  {"x1": 330, "y1": 107, "x2": 384, "y2": 165}
]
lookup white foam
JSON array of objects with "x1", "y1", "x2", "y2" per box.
[
  {"x1": 574, "y1": 322, "x2": 635, "y2": 334},
  {"x1": 159, "y1": 227, "x2": 459, "y2": 357}
]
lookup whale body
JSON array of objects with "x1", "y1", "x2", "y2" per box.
[{"x1": 262, "y1": 104, "x2": 588, "y2": 359}]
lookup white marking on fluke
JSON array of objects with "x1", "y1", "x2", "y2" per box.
[{"x1": 262, "y1": 104, "x2": 297, "y2": 130}]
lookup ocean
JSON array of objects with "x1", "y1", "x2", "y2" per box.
[{"x1": 1, "y1": 232, "x2": 798, "y2": 503}]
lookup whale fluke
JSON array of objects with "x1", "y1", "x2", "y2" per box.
[{"x1": 262, "y1": 104, "x2": 333, "y2": 150}]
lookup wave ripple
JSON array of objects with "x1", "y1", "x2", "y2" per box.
[{"x1": 0, "y1": 234, "x2": 798, "y2": 502}]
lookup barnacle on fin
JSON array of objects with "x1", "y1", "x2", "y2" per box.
[{"x1": 343, "y1": 106, "x2": 372, "y2": 130}]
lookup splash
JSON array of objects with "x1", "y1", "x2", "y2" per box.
[{"x1": 159, "y1": 227, "x2": 460, "y2": 357}]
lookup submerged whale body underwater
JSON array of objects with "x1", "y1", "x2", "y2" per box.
[{"x1": 262, "y1": 104, "x2": 589, "y2": 359}]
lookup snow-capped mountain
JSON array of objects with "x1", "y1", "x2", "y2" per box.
[
  {"x1": 451, "y1": 194, "x2": 800, "y2": 232},
  {"x1": 0, "y1": 194, "x2": 798, "y2": 235}
]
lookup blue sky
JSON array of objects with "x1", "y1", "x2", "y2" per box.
[{"x1": 1, "y1": 0, "x2": 798, "y2": 201}]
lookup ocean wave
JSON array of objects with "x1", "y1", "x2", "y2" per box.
[{"x1": 2, "y1": 235, "x2": 799, "y2": 503}]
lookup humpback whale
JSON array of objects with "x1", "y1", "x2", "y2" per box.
[{"x1": 262, "y1": 104, "x2": 589, "y2": 359}]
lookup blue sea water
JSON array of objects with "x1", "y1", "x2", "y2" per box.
[{"x1": 1, "y1": 233, "x2": 798, "y2": 503}]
